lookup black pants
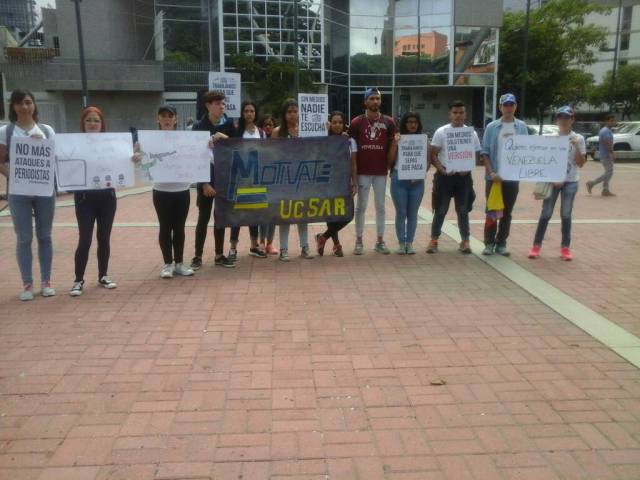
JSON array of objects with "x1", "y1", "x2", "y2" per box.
[
  {"x1": 484, "y1": 180, "x2": 519, "y2": 246},
  {"x1": 153, "y1": 189, "x2": 190, "y2": 264},
  {"x1": 74, "y1": 189, "x2": 117, "y2": 282},
  {"x1": 321, "y1": 221, "x2": 350, "y2": 244},
  {"x1": 195, "y1": 186, "x2": 226, "y2": 257},
  {"x1": 230, "y1": 225, "x2": 259, "y2": 244},
  {"x1": 431, "y1": 173, "x2": 474, "y2": 241}
]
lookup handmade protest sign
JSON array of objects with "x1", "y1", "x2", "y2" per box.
[
  {"x1": 213, "y1": 136, "x2": 353, "y2": 227},
  {"x1": 298, "y1": 93, "x2": 328, "y2": 137},
  {"x1": 397, "y1": 134, "x2": 428, "y2": 180},
  {"x1": 498, "y1": 135, "x2": 569, "y2": 182},
  {"x1": 443, "y1": 127, "x2": 477, "y2": 172},
  {"x1": 136, "y1": 130, "x2": 211, "y2": 183},
  {"x1": 55, "y1": 133, "x2": 135, "y2": 190},
  {"x1": 9, "y1": 136, "x2": 55, "y2": 196},
  {"x1": 208, "y1": 72, "x2": 241, "y2": 118}
]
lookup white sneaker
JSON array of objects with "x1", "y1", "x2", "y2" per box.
[
  {"x1": 160, "y1": 264, "x2": 174, "y2": 278},
  {"x1": 174, "y1": 263, "x2": 194, "y2": 276},
  {"x1": 41, "y1": 284, "x2": 56, "y2": 297},
  {"x1": 69, "y1": 281, "x2": 84, "y2": 297},
  {"x1": 98, "y1": 276, "x2": 117, "y2": 289},
  {"x1": 19, "y1": 287, "x2": 34, "y2": 301}
]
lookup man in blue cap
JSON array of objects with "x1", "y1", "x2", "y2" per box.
[
  {"x1": 348, "y1": 87, "x2": 397, "y2": 255},
  {"x1": 480, "y1": 93, "x2": 529, "y2": 256}
]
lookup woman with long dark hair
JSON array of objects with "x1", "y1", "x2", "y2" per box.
[
  {"x1": 315, "y1": 111, "x2": 357, "y2": 257},
  {"x1": 0, "y1": 89, "x2": 56, "y2": 300},
  {"x1": 257, "y1": 114, "x2": 277, "y2": 254}
]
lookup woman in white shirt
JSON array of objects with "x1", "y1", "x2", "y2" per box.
[{"x1": 0, "y1": 89, "x2": 56, "y2": 301}]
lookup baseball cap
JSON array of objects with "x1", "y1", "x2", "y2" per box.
[
  {"x1": 158, "y1": 104, "x2": 177, "y2": 115},
  {"x1": 555, "y1": 105, "x2": 574, "y2": 117},
  {"x1": 499, "y1": 93, "x2": 517, "y2": 105},
  {"x1": 364, "y1": 87, "x2": 381, "y2": 100}
]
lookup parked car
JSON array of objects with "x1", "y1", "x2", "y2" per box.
[
  {"x1": 586, "y1": 121, "x2": 640, "y2": 159},
  {"x1": 527, "y1": 124, "x2": 559, "y2": 136}
]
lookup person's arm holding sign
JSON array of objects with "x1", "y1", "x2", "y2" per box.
[
  {"x1": 387, "y1": 132, "x2": 399, "y2": 171},
  {"x1": 0, "y1": 143, "x2": 7, "y2": 178},
  {"x1": 202, "y1": 133, "x2": 228, "y2": 198}
]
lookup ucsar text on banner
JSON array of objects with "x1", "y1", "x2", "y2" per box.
[
  {"x1": 213, "y1": 136, "x2": 353, "y2": 227},
  {"x1": 498, "y1": 135, "x2": 569, "y2": 182},
  {"x1": 9, "y1": 136, "x2": 56, "y2": 196}
]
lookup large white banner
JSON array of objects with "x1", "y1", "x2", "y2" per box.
[
  {"x1": 136, "y1": 130, "x2": 211, "y2": 183},
  {"x1": 443, "y1": 127, "x2": 477, "y2": 172},
  {"x1": 397, "y1": 134, "x2": 429, "y2": 180},
  {"x1": 208, "y1": 72, "x2": 241, "y2": 118},
  {"x1": 9, "y1": 136, "x2": 55, "y2": 197},
  {"x1": 55, "y1": 133, "x2": 135, "y2": 191},
  {"x1": 298, "y1": 93, "x2": 328, "y2": 137},
  {"x1": 499, "y1": 135, "x2": 569, "y2": 182}
]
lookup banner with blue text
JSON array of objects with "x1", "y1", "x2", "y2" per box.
[{"x1": 213, "y1": 136, "x2": 353, "y2": 227}]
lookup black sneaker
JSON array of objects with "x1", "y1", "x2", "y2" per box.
[
  {"x1": 190, "y1": 256, "x2": 203, "y2": 270},
  {"x1": 228, "y1": 248, "x2": 238, "y2": 262},
  {"x1": 215, "y1": 255, "x2": 235, "y2": 268},
  {"x1": 248, "y1": 247, "x2": 267, "y2": 258}
]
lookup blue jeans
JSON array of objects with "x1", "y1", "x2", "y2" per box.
[
  {"x1": 533, "y1": 181, "x2": 578, "y2": 247},
  {"x1": 279, "y1": 223, "x2": 309, "y2": 251},
  {"x1": 390, "y1": 171, "x2": 425, "y2": 244},
  {"x1": 8, "y1": 194, "x2": 56, "y2": 285}
]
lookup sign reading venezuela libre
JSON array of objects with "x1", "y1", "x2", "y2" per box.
[{"x1": 213, "y1": 136, "x2": 354, "y2": 227}]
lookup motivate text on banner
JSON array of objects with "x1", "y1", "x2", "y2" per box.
[
  {"x1": 498, "y1": 135, "x2": 569, "y2": 182},
  {"x1": 213, "y1": 136, "x2": 353, "y2": 227},
  {"x1": 298, "y1": 93, "x2": 328, "y2": 137},
  {"x1": 444, "y1": 127, "x2": 477, "y2": 172},
  {"x1": 55, "y1": 133, "x2": 135, "y2": 191},
  {"x1": 136, "y1": 130, "x2": 211, "y2": 183},
  {"x1": 208, "y1": 72, "x2": 241, "y2": 118},
  {"x1": 9, "y1": 136, "x2": 55, "y2": 197},
  {"x1": 397, "y1": 134, "x2": 428, "y2": 180}
]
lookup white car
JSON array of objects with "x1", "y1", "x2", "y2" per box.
[
  {"x1": 586, "y1": 121, "x2": 640, "y2": 159},
  {"x1": 527, "y1": 124, "x2": 559, "y2": 136}
]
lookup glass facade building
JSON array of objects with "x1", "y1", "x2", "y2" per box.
[{"x1": 149, "y1": 0, "x2": 501, "y2": 132}]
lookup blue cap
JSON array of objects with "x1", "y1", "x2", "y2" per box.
[
  {"x1": 364, "y1": 87, "x2": 381, "y2": 100},
  {"x1": 555, "y1": 105, "x2": 574, "y2": 117},
  {"x1": 499, "y1": 93, "x2": 517, "y2": 105}
]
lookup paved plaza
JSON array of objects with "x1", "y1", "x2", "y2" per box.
[{"x1": 1, "y1": 161, "x2": 639, "y2": 480}]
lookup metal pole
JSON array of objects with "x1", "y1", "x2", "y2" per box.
[
  {"x1": 293, "y1": 0, "x2": 299, "y2": 96},
  {"x1": 609, "y1": 0, "x2": 623, "y2": 112},
  {"x1": 72, "y1": 0, "x2": 89, "y2": 108},
  {"x1": 521, "y1": 0, "x2": 531, "y2": 120}
]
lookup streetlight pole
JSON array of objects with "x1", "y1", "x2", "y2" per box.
[
  {"x1": 521, "y1": 0, "x2": 531, "y2": 120},
  {"x1": 293, "y1": 0, "x2": 299, "y2": 97},
  {"x1": 71, "y1": 0, "x2": 89, "y2": 108}
]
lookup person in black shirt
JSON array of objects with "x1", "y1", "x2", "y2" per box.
[{"x1": 190, "y1": 91, "x2": 237, "y2": 269}]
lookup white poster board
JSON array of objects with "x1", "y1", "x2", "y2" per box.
[
  {"x1": 208, "y1": 72, "x2": 241, "y2": 118},
  {"x1": 443, "y1": 127, "x2": 477, "y2": 172},
  {"x1": 55, "y1": 133, "x2": 135, "y2": 191},
  {"x1": 136, "y1": 130, "x2": 211, "y2": 183},
  {"x1": 298, "y1": 93, "x2": 328, "y2": 137},
  {"x1": 498, "y1": 135, "x2": 569, "y2": 182},
  {"x1": 397, "y1": 134, "x2": 428, "y2": 180},
  {"x1": 9, "y1": 136, "x2": 55, "y2": 197}
]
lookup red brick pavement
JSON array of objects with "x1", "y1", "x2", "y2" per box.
[{"x1": 0, "y1": 160, "x2": 639, "y2": 479}]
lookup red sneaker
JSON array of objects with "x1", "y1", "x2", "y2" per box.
[
  {"x1": 426, "y1": 239, "x2": 438, "y2": 254},
  {"x1": 528, "y1": 245, "x2": 541, "y2": 259},
  {"x1": 315, "y1": 233, "x2": 327, "y2": 256},
  {"x1": 560, "y1": 247, "x2": 573, "y2": 261}
]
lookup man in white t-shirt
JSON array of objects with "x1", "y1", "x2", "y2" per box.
[{"x1": 428, "y1": 100, "x2": 481, "y2": 254}]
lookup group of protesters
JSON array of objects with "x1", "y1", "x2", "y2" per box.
[{"x1": 0, "y1": 86, "x2": 616, "y2": 301}]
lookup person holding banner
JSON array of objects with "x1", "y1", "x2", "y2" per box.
[
  {"x1": 272, "y1": 98, "x2": 314, "y2": 261},
  {"x1": 0, "y1": 89, "x2": 56, "y2": 301},
  {"x1": 228, "y1": 101, "x2": 268, "y2": 260},
  {"x1": 149, "y1": 105, "x2": 195, "y2": 279},
  {"x1": 257, "y1": 114, "x2": 278, "y2": 254},
  {"x1": 69, "y1": 106, "x2": 119, "y2": 296},
  {"x1": 349, "y1": 88, "x2": 396, "y2": 255},
  {"x1": 386, "y1": 112, "x2": 426, "y2": 255},
  {"x1": 428, "y1": 100, "x2": 481, "y2": 254},
  {"x1": 315, "y1": 111, "x2": 358, "y2": 257},
  {"x1": 191, "y1": 91, "x2": 237, "y2": 270},
  {"x1": 528, "y1": 106, "x2": 586, "y2": 261},
  {"x1": 480, "y1": 93, "x2": 529, "y2": 256}
]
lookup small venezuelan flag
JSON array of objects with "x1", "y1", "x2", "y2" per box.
[{"x1": 234, "y1": 186, "x2": 268, "y2": 210}]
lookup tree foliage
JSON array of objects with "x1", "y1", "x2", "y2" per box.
[
  {"x1": 590, "y1": 64, "x2": 640, "y2": 119},
  {"x1": 499, "y1": 0, "x2": 609, "y2": 118}
]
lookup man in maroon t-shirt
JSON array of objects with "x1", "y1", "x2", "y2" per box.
[{"x1": 348, "y1": 88, "x2": 396, "y2": 255}]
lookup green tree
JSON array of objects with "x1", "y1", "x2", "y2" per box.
[
  {"x1": 499, "y1": 0, "x2": 609, "y2": 121},
  {"x1": 590, "y1": 64, "x2": 640, "y2": 120}
]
